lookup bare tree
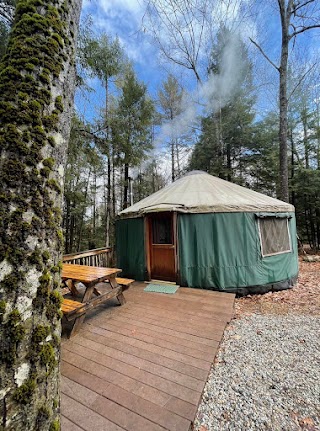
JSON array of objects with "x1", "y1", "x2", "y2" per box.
[
  {"x1": 250, "y1": 0, "x2": 320, "y2": 202},
  {"x1": 158, "y1": 74, "x2": 184, "y2": 181},
  {"x1": 0, "y1": 0, "x2": 81, "y2": 428},
  {"x1": 143, "y1": 0, "x2": 248, "y2": 84},
  {"x1": 143, "y1": 0, "x2": 208, "y2": 83}
]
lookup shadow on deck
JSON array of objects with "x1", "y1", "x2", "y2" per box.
[{"x1": 61, "y1": 282, "x2": 235, "y2": 431}]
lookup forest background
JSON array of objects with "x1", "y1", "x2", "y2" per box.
[{"x1": 1, "y1": 0, "x2": 320, "y2": 252}]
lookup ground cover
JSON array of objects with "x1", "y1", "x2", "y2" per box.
[{"x1": 194, "y1": 258, "x2": 320, "y2": 431}]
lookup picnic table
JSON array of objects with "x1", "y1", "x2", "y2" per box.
[{"x1": 61, "y1": 264, "x2": 126, "y2": 336}]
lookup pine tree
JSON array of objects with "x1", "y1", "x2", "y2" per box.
[
  {"x1": 111, "y1": 68, "x2": 154, "y2": 208},
  {"x1": 79, "y1": 31, "x2": 124, "y2": 245}
]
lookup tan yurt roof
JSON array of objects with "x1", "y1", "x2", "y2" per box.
[{"x1": 119, "y1": 171, "x2": 294, "y2": 217}]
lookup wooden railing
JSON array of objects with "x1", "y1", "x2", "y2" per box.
[{"x1": 62, "y1": 247, "x2": 112, "y2": 267}]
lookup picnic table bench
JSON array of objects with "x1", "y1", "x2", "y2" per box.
[{"x1": 61, "y1": 264, "x2": 133, "y2": 337}]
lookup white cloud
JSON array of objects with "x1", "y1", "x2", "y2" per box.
[{"x1": 82, "y1": 0, "x2": 158, "y2": 67}]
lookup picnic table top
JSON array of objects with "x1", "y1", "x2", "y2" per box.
[{"x1": 62, "y1": 263, "x2": 122, "y2": 283}]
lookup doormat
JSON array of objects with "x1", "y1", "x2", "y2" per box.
[{"x1": 144, "y1": 284, "x2": 179, "y2": 294}]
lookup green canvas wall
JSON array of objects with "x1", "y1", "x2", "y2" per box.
[
  {"x1": 116, "y1": 218, "x2": 145, "y2": 280},
  {"x1": 178, "y1": 212, "x2": 299, "y2": 291}
]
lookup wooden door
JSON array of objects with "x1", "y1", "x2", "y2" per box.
[{"x1": 148, "y1": 213, "x2": 176, "y2": 282}]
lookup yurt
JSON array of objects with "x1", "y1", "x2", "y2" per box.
[{"x1": 116, "y1": 171, "x2": 299, "y2": 294}]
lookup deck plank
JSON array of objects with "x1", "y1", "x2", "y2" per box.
[
  {"x1": 61, "y1": 416, "x2": 85, "y2": 431},
  {"x1": 111, "y1": 308, "x2": 227, "y2": 340},
  {"x1": 80, "y1": 328, "x2": 208, "y2": 380},
  {"x1": 70, "y1": 334, "x2": 205, "y2": 391},
  {"x1": 62, "y1": 377, "x2": 168, "y2": 431},
  {"x1": 84, "y1": 323, "x2": 212, "y2": 371},
  {"x1": 62, "y1": 363, "x2": 192, "y2": 431},
  {"x1": 88, "y1": 314, "x2": 219, "y2": 354},
  {"x1": 61, "y1": 282, "x2": 235, "y2": 431}
]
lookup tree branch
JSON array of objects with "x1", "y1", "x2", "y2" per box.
[
  {"x1": 290, "y1": 24, "x2": 320, "y2": 39},
  {"x1": 249, "y1": 37, "x2": 279, "y2": 71},
  {"x1": 288, "y1": 63, "x2": 316, "y2": 101},
  {"x1": 292, "y1": 0, "x2": 316, "y2": 15}
]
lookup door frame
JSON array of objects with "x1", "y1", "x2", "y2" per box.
[{"x1": 145, "y1": 212, "x2": 178, "y2": 282}]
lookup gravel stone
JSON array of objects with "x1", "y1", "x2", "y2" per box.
[{"x1": 194, "y1": 314, "x2": 320, "y2": 431}]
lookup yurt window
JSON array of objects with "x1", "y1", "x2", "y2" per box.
[
  {"x1": 152, "y1": 216, "x2": 172, "y2": 244},
  {"x1": 258, "y1": 217, "x2": 291, "y2": 257}
]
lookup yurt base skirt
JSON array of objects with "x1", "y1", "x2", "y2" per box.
[{"x1": 225, "y1": 274, "x2": 298, "y2": 296}]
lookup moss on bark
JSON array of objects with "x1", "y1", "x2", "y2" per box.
[{"x1": 0, "y1": 0, "x2": 81, "y2": 428}]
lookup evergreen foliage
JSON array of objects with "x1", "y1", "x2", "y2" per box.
[{"x1": 110, "y1": 67, "x2": 154, "y2": 208}]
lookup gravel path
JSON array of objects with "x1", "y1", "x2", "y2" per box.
[{"x1": 194, "y1": 315, "x2": 320, "y2": 431}]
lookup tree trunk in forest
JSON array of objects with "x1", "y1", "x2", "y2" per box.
[
  {"x1": 279, "y1": 9, "x2": 289, "y2": 202},
  {"x1": 77, "y1": 171, "x2": 91, "y2": 251},
  {"x1": 226, "y1": 141, "x2": 231, "y2": 182},
  {"x1": 175, "y1": 139, "x2": 180, "y2": 178},
  {"x1": 171, "y1": 139, "x2": 175, "y2": 182},
  {"x1": 251, "y1": 0, "x2": 320, "y2": 202},
  {"x1": 0, "y1": 0, "x2": 82, "y2": 428},
  {"x1": 64, "y1": 196, "x2": 71, "y2": 253},
  {"x1": 290, "y1": 129, "x2": 295, "y2": 207},
  {"x1": 105, "y1": 79, "x2": 112, "y2": 247},
  {"x1": 301, "y1": 109, "x2": 309, "y2": 169},
  {"x1": 92, "y1": 172, "x2": 96, "y2": 247},
  {"x1": 106, "y1": 157, "x2": 111, "y2": 246},
  {"x1": 123, "y1": 163, "x2": 129, "y2": 209},
  {"x1": 112, "y1": 154, "x2": 116, "y2": 218},
  {"x1": 69, "y1": 207, "x2": 76, "y2": 252}
]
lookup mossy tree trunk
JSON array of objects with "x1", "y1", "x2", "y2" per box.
[{"x1": 0, "y1": 0, "x2": 82, "y2": 429}]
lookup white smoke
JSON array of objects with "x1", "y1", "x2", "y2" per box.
[
  {"x1": 200, "y1": 36, "x2": 243, "y2": 112},
  {"x1": 155, "y1": 33, "x2": 244, "y2": 146}
]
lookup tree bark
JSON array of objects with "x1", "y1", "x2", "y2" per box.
[
  {"x1": 175, "y1": 139, "x2": 180, "y2": 178},
  {"x1": 105, "y1": 78, "x2": 112, "y2": 247},
  {"x1": 226, "y1": 141, "x2": 231, "y2": 182},
  {"x1": 171, "y1": 139, "x2": 175, "y2": 182},
  {"x1": 92, "y1": 172, "x2": 96, "y2": 247},
  {"x1": 290, "y1": 129, "x2": 295, "y2": 207},
  {"x1": 301, "y1": 108, "x2": 309, "y2": 169},
  {"x1": 64, "y1": 195, "x2": 71, "y2": 253},
  {"x1": 123, "y1": 163, "x2": 129, "y2": 209},
  {"x1": 0, "y1": 0, "x2": 82, "y2": 428},
  {"x1": 278, "y1": 1, "x2": 290, "y2": 202},
  {"x1": 77, "y1": 169, "x2": 91, "y2": 251}
]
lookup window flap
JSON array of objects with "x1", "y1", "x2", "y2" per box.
[{"x1": 258, "y1": 217, "x2": 292, "y2": 257}]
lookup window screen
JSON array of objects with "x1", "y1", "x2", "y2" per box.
[{"x1": 258, "y1": 217, "x2": 291, "y2": 257}]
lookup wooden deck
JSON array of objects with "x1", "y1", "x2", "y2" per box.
[{"x1": 61, "y1": 282, "x2": 235, "y2": 431}]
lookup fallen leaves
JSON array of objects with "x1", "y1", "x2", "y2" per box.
[
  {"x1": 290, "y1": 412, "x2": 317, "y2": 430},
  {"x1": 235, "y1": 259, "x2": 320, "y2": 317},
  {"x1": 298, "y1": 416, "x2": 316, "y2": 430}
]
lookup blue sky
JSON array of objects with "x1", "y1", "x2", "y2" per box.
[
  {"x1": 78, "y1": 0, "x2": 162, "y2": 101},
  {"x1": 77, "y1": 0, "x2": 256, "y2": 123},
  {"x1": 76, "y1": 0, "x2": 320, "y2": 173}
]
